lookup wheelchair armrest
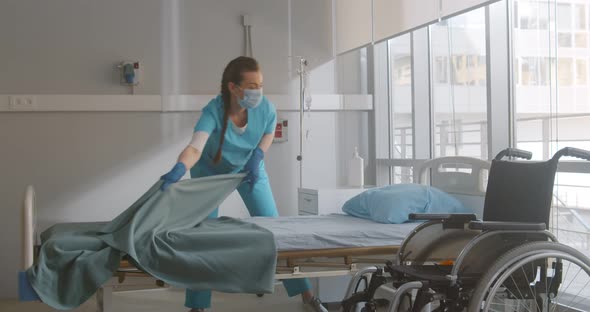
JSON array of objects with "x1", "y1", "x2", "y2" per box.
[
  {"x1": 409, "y1": 213, "x2": 477, "y2": 222},
  {"x1": 468, "y1": 221, "x2": 546, "y2": 231}
]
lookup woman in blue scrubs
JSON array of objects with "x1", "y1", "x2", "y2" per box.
[{"x1": 160, "y1": 56, "x2": 326, "y2": 312}]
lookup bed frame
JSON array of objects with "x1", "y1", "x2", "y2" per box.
[{"x1": 19, "y1": 156, "x2": 490, "y2": 312}]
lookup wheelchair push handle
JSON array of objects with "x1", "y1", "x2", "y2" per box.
[
  {"x1": 494, "y1": 148, "x2": 533, "y2": 160},
  {"x1": 553, "y1": 147, "x2": 590, "y2": 161}
]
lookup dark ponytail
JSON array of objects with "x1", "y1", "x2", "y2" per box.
[{"x1": 214, "y1": 56, "x2": 260, "y2": 164}]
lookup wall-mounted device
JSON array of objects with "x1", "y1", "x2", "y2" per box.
[
  {"x1": 242, "y1": 14, "x2": 253, "y2": 57},
  {"x1": 118, "y1": 61, "x2": 140, "y2": 85},
  {"x1": 273, "y1": 118, "x2": 288, "y2": 143}
]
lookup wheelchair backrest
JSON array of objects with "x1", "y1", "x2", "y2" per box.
[{"x1": 483, "y1": 158, "x2": 558, "y2": 227}]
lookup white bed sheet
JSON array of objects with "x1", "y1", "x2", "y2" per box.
[{"x1": 243, "y1": 214, "x2": 420, "y2": 251}]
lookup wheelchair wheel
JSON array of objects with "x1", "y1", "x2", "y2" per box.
[{"x1": 469, "y1": 241, "x2": 590, "y2": 312}]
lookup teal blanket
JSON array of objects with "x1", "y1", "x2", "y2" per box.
[{"x1": 27, "y1": 174, "x2": 277, "y2": 310}]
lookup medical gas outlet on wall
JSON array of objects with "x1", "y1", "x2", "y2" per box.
[{"x1": 118, "y1": 61, "x2": 141, "y2": 85}]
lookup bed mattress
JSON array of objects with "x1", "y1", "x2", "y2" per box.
[
  {"x1": 41, "y1": 214, "x2": 419, "y2": 252},
  {"x1": 243, "y1": 214, "x2": 419, "y2": 251}
]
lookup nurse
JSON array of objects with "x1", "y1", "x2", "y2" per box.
[{"x1": 160, "y1": 56, "x2": 326, "y2": 312}]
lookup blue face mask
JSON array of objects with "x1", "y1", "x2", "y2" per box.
[{"x1": 238, "y1": 88, "x2": 263, "y2": 109}]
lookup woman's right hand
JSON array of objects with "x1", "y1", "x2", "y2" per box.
[{"x1": 160, "y1": 162, "x2": 187, "y2": 191}]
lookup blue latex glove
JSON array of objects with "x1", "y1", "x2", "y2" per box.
[
  {"x1": 243, "y1": 147, "x2": 264, "y2": 191},
  {"x1": 160, "y1": 162, "x2": 187, "y2": 191}
]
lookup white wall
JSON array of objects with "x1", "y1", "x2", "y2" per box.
[
  {"x1": 0, "y1": 0, "x2": 162, "y2": 94},
  {"x1": 373, "y1": 0, "x2": 439, "y2": 42},
  {"x1": 178, "y1": 0, "x2": 290, "y2": 94},
  {"x1": 335, "y1": 0, "x2": 373, "y2": 54},
  {"x1": 0, "y1": 0, "x2": 372, "y2": 299}
]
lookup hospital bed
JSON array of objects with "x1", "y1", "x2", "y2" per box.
[{"x1": 19, "y1": 155, "x2": 490, "y2": 312}]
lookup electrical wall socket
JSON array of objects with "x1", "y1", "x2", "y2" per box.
[{"x1": 9, "y1": 95, "x2": 37, "y2": 111}]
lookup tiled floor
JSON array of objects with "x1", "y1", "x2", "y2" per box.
[{"x1": 0, "y1": 285, "x2": 339, "y2": 312}]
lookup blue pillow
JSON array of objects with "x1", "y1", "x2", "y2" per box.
[{"x1": 342, "y1": 184, "x2": 470, "y2": 224}]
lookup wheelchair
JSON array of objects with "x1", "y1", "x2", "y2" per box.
[{"x1": 341, "y1": 147, "x2": 590, "y2": 312}]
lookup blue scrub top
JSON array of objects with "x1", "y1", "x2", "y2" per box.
[{"x1": 193, "y1": 94, "x2": 277, "y2": 175}]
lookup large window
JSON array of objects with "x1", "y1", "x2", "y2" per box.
[
  {"x1": 376, "y1": 2, "x2": 590, "y2": 254},
  {"x1": 512, "y1": 0, "x2": 590, "y2": 257},
  {"x1": 374, "y1": 0, "x2": 590, "y2": 306},
  {"x1": 388, "y1": 34, "x2": 413, "y2": 183},
  {"x1": 430, "y1": 8, "x2": 488, "y2": 159},
  {"x1": 389, "y1": 35, "x2": 413, "y2": 160}
]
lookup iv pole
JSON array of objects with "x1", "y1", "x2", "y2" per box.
[{"x1": 296, "y1": 57, "x2": 308, "y2": 189}]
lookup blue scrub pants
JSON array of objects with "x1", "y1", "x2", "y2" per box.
[{"x1": 185, "y1": 165, "x2": 311, "y2": 309}]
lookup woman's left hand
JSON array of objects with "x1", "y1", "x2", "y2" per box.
[{"x1": 243, "y1": 147, "x2": 264, "y2": 191}]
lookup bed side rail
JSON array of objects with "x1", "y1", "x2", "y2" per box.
[
  {"x1": 19, "y1": 185, "x2": 40, "y2": 301},
  {"x1": 22, "y1": 185, "x2": 35, "y2": 270},
  {"x1": 415, "y1": 156, "x2": 490, "y2": 196}
]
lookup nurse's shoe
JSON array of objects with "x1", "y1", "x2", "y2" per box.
[{"x1": 303, "y1": 296, "x2": 328, "y2": 312}]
